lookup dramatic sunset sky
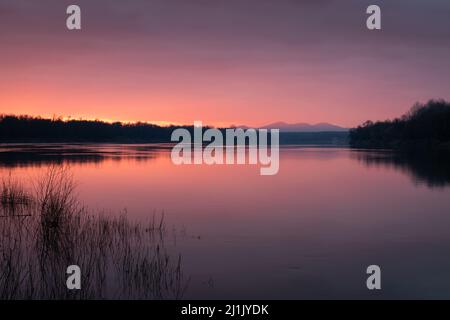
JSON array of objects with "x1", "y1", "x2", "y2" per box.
[{"x1": 1, "y1": 0, "x2": 450, "y2": 127}]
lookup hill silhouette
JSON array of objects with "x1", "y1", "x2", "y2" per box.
[
  {"x1": 350, "y1": 99, "x2": 450, "y2": 150},
  {"x1": 261, "y1": 122, "x2": 348, "y2": 132}
]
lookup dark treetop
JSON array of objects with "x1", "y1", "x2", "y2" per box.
[{"x1": 349, "y1": 99, "x2": 450, "y2": 150}]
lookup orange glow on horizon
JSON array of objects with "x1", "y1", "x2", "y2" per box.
[{"x1": 0, "y1": 110, "x2": 248, "y2": 129}]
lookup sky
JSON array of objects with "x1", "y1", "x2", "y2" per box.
[{"x1": 1, "y1": 0, "x2": 450, "y2": 128}]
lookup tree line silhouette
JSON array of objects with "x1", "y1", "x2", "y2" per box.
[
  {"x1": 350, "y1": 99, "x2": 450, "y2": 149},
  {"x1": 0, "y1": 115, "x2": 348, "y2": 144},
  {"x1": 0, "y1": 115, "x2": 193, "y2": 142}
]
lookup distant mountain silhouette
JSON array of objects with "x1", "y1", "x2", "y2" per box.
[{"x1": 259, "y1": 122, "x2": 348, "y2": 132}]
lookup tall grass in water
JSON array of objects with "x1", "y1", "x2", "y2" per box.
[
  {"x1": 0, "y1": 166, "x2": 187, "y2": 299},
  {"x1": 0, "y1": 173, "x2": 32, "y2": 216}
]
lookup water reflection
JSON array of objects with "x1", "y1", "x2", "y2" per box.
[
  {"x1": 0, "y1": 144, "x2": 171, "y2": 168},
  {"x1": 2, "y1": 144, "x2": 450, "y2": 190},
  {"x1": 1, "y1": 144, "x2": 450, "y2": 298},
  {"x1": 352, "y1": 149, "x2": 450, "y2": 188}
]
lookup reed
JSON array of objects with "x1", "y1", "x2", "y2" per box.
[
  {"x1": 0, "y1": 173, "x2": 32, "y2": 215},
  {"x1": 0, "y1": 166, "x2": 187, "y2": 299}
]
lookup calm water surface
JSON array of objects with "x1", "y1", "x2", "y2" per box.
[{"x1": 1, "y1": 144, "x2": 450, "y2": 299}]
